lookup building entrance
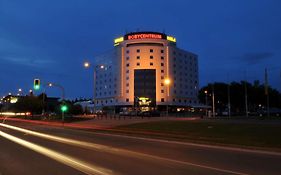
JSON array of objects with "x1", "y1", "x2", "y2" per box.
[{"x1": 134, "y1": 69, "x2": 156, "y2": 107}]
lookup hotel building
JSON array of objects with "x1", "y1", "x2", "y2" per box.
[{"x1": 93, "y1": 31, "x2": 199, "y2": 110}]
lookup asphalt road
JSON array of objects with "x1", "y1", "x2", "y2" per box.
[{"x1": 0, "y1": 121, "x2": 281, "y2": 175}]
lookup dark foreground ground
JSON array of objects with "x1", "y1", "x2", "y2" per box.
[{"x1": 1, "y1": 118, "x2": 281, "y2": 175}]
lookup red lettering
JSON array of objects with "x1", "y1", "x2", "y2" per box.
[{"x1": 127, "y1": 33, "x2": 163, "y2": 40}]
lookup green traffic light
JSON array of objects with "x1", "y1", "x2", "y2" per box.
[
  {"x1": 34, "y1": 85, "x2": 40, "y2": 90},
  {"x1": 61, "y1": 105, "x2": 68, "y2": 112},
  {"x1": 34, "y1": 79, "x2": 40, "y2": 90}
]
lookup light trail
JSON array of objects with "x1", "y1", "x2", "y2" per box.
[
  {"x1": 0, "y1": 130, "x2": 113, "y2": 175},
  {"x1": 0, "y1": 123, "x2": 249, "y2": 175}
]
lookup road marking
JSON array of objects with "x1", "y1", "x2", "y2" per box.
[
  {"x1": 0, "y1": 123, "x2": 249, "y2": 175},
  {"x1": 83, "y1": 130, "x2": 281, "y2": 157},
  {"x1": 0, "y1": 130, "x2": 113, "y2": 175}
]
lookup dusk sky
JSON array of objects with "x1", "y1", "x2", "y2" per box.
[{"x1": 1, "y1": 0, "x2": 281, "y2": 99}]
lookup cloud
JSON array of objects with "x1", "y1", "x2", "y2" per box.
[
  {"x1": 0, "y1": 56, "x2": 55, "y2": 67},
  {"x1": 241, "y1": 52, "x2": 274, "y2": 65}
]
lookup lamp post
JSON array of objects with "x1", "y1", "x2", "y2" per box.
[
  {"x1": 50, "y1": 83, "x2": 65, "y2": 122},
  {"x1": 84, "y1": 62, "x2": 105, "y2": 114},
  {"x1": 18, "y1": 88, "x2": 22, "y2": 96},
  {"x1": 43, "y1": 82, "x2": 65, "y2": 122},
  {"x1": 204, "y1": 90, "x2": 208, "y2": 117},
  {"x1": 164, "y1": 78, "x2": 171, "y2": 116},
  {"x1": 212, "y1": 84, "x2": 215, "y2": 117}
]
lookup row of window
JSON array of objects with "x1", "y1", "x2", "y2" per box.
[
  {"x1": 125, "y1": 49, "x2": 197, "y2": 61},
  {"x1": 126, "y1": 56, "x2": 165, "y2": 60},
  {"x1": 126, "y1": 49, "x2": 164, "y2": 54},
  {"x1": 126, "y1": 63, "x2": 164, "y2": 67}
]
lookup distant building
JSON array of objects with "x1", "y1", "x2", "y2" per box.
[{"x1": 93, "y1": 31, "x2": 199, "y2": 110}]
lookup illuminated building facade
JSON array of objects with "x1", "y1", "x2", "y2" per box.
[{"x1": 94, "y1": 32, "x2": 199, "y2": 109}]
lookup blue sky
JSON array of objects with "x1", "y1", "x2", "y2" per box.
[{"x1": 1, "y1": 0, "x2": 281, "y2": 99}]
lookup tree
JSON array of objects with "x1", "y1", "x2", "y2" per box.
[
  {"x1": 198, "y1": 81, "x2": 281, "y2": 115},
  {"x1": 12, "y1": 96, "x2": 43, "y2": 114}
]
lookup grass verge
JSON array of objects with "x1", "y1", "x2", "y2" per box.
[{"x1": 114, "y1": 120, "x2": 281, "y2": 149}]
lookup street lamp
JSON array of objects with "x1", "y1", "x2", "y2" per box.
[
  {"x1": 48, "y1": 82, "x2": 65, "y2": 122},
  {"x1": 204, "y1": 90, "x2": 208, "y2": 117},
  {"x1": 84, "y1": 62, "x2": 90, "y2": 68},
  {"x1": 17, "y1": 88, "x2": 22, "y2": 96},
  {"x1": 84, "y1": 62, "x2": 105, "y2": 114},
  {"x1": 164, "y1": 78, "x2": 171, "y2": 116}
]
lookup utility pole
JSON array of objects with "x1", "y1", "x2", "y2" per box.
[
  {"x1": 244, "y1": 72, "x2": 248, "y2": 117},
  {"x1": 212, "y1": 84, "x2": 215, "y2": 117},
  {"x1": 265, "y1": 68, "x2": 269, "y2": 117},
  {"x1": 227, "y1": 73, "x2": 231, "y2": 118},
  {"x1": 227, "y1": 83, "x2": 231, "y2": 118}
]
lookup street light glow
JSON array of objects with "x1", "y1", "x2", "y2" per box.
[
  {"x1": 164, "y1": 78, "x2": 171, "y2": 85},
  {"x1": 84, "y1": 62, "x2": 90, "y2": 68}
]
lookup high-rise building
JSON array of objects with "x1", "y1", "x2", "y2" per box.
[{"x1": 93, "y1": 31, "x2": 199, "y2": 110}]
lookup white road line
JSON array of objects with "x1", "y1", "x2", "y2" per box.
[
  {"x1": 82, "y1": 130, "x2": 281, "y2": 157},
  {"x1": 0, "y1": 123, "x2": 249, "y2": 175},
  {"x1": 0, "y1": 130, "x2": 113, "y2": 175}
]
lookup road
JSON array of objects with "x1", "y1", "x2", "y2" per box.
[{"x1": 0, "y1": 121, "x2": 281, "y2": 175}]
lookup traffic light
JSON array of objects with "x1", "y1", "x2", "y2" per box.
[
  {"x1": 34, "y1": 79, "x2": 40, "y2": 90},
  {"x1": 60, "y1": 104, "x2": 68, "y2": 112}
]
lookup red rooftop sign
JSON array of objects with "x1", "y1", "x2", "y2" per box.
[{"x1": 125, "y1": 32, "x2": 166, "y2": 40}]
